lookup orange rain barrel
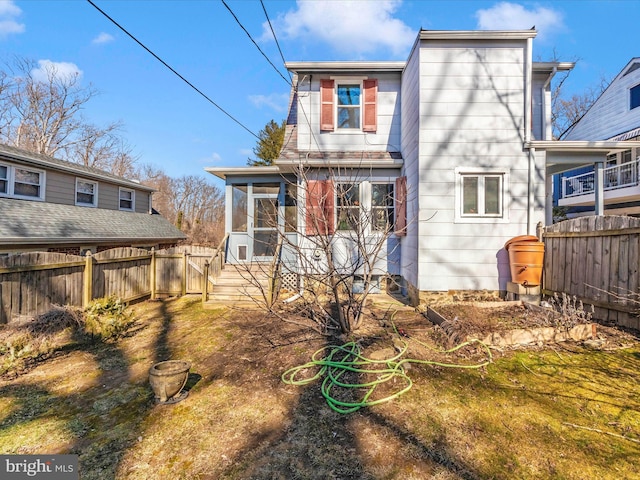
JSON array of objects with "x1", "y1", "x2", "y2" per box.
[{"x1": 504, "y1": 236, "x2": 545, "y2": 286}]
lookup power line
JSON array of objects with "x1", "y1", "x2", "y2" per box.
[
  {"x1": 260, "y1": 0, "x2": 292, "y2": 83},
  {"x1": 221, "y1": 0, "x2": 291, "y2": 86},
  {"x1": 86, "y1": 0, "x2": 259, "y2": 140}
]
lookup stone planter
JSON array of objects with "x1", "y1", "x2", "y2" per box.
[{"x1": 149, "y1": 360, "x2": 191, "y2": 404}]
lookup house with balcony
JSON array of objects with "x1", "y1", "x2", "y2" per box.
[
  {"x1": 0, "y1": 143, "x2": 186, "y2": 255},
  {"x1": 555, "y1": 58, "x2": 640, "y2": 217},
  {"x1": 207, "y1": 30, "x2": 640, "y2": 303}
]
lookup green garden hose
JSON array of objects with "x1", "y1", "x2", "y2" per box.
[{"x1": 281, "y1": 319, "x2": 493, "y2": 414}]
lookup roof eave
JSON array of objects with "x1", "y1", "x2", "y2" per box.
[{"x1": 285, "y1": 61, "x2": 406, "y2": 73}]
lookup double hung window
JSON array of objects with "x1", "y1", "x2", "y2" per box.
[
  {"x1": 76, "y1": 179, "x2": 97, "y2": 207},
  {"x1": 336, "y1": 183, "x2": 360, "y2": 231},
  {"x1": 119, "y1": 188, "x2": 135, "y2": 211},
  {"x1": 0, "y1": 162, "x2": 45, "y2": 200},
  {"x1": 371, "y1": 183, "x2": 394, "y2": 232},
  {"x1": 337, "y1": 84, "x2": 361, "y2": 129}
]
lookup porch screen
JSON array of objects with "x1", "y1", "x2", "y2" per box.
[{"x1": 232, "y1": 184, "x2": 248, "y2": 232}]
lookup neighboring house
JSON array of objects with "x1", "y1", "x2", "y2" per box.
[
  {"x1": 0, "y1": 143, "x2": 186, "y2": 255},
  {"x1": 556, "y1": 58, "x2": 640, "y2": 217},
  {"x1": 207, "y1": 30, "x2": 640, "y2": 303}
]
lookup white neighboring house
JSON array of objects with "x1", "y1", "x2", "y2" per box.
[
  {"x1": 557, "y1": 58, "x2": 640, "y2": 216},
  {"x1": 207, "y1": 30, "x2": 640, "y2": 304}
]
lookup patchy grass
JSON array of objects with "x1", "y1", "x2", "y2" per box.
[{"x1": 0, "y1": 296, "x2": 639, "y2": 479}]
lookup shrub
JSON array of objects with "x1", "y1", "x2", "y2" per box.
[{"x1": 84, "y1": 296, "x2": 134, "y2": 341}]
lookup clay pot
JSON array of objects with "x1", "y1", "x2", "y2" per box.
[{"x1": 149, "y1": 360, "x2": 191, "y2": 403}]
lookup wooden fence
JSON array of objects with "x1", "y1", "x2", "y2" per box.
[
  {"x1": 543, "y1": 216, "x2": 640, "y2": 330},
  {"x1": 0, "y1": 245, "x2": 219, "y2": 324}
]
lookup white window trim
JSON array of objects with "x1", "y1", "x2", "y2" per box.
[
  {"x1": 75, "y1": 178, "x2": 98, "y2": 207},
  {"x1": 330, "y1": 76, "x2": 367, "y2": 132},
  {"x1": 333, "y1": 177, "x2": 397, "y2": 235},
  {"x1": 454, "y1": 167, "x2": 510, "y2": 224},
  {"x1": 119, "y1": 187, "x2": 135, "y2": 211},
  {"x1": 0, "y1": 162, "x2": 46, "y2": 201}
]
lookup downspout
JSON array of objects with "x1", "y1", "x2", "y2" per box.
[{"x1": 525, "y1": 36, "x2": 534, "y2": 234}]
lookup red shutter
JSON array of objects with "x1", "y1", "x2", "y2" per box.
[
  {"x1": 363, "y1": 79, "x2": 378, "y2": 132},
  {"x1": 306, "y1": 180, "x2": 335, "y2": 235},
  {"x1": 395, "y1": 176, "x2": 407, "y2": 236},
  {"x1": 320, "y1": 79, "x2": 335, "y2": 131}
]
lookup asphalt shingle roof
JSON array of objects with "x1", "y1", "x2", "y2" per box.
[{"x1": 1, "y1": 197, "x2": 186, "y2": 245}]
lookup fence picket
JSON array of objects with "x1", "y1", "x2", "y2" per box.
[{"x1": 0, "y1": 245, "x2": 219, "y2": 324}]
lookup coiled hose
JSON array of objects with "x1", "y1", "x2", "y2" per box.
[{"x1": 282, "y1": 319, "x2": 492, "y2": 414}]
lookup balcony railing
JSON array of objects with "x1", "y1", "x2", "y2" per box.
[{"x1": 562, "y1": 159, "x2": 640, "y2": 198}]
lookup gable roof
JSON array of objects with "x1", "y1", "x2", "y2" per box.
[
  {"x1": 0, "y1": 197, "x2": 186, "y2": 246},
  {"x1": 0, "y1": 143, "x2": 154, "y2": 192}
]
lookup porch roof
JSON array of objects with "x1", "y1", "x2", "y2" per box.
[{"x1": 204, "y1": 166, "x2": 281, "y2": 180}]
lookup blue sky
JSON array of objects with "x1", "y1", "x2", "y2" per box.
[{"x1": 1, "y1": 0, "x2": 638, "y2": 186}]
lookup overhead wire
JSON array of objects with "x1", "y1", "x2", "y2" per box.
[
  {"x1": 260, "y1": 0, "x2": 292, "y2": 83},
  {"x1": 221, "y1": 0, "x2": 291, "y2": 86},
  {"x1": 86, "y1": 0, "x2": 260, "y2": 140}
]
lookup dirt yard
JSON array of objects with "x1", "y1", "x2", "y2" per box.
[{"x1": 1, "y1": 296, "x2": 639, "y2": 479}]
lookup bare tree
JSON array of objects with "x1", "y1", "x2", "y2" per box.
[
  {"x1": 0, "y1": 57, "x2": 137, "y2": 174},
  {"x1": 238, "y1": 167, "x2": 406, "y2": 336},
  {"x1": 139, "y1": 166, "x2": 225, "y2": 245}
]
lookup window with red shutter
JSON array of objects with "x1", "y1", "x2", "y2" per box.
[
  {"x1": 306, "y1": 179, "x2": 335, "y2": 235},
  {"x1": 363, "y1": 79, "x2": 378, "y2": 132},
  {"x1": 320, "y1": 79, "x2": 335, "y2": 131}
]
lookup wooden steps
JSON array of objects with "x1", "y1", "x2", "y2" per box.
[{"x1": 204, "y1": 264, "x2": 273, "y2": 307}]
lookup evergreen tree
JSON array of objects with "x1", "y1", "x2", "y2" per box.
[{"x1": 248, "y1": 119, "x2": 286, "y2": 166}]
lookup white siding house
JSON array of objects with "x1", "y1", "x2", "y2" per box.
[
  {"x1": 207, "y1": 30, "x2": 640, "y2": 303},
  {"x1": 555, "y1": 59, "x2": 640, "y2": 217}
]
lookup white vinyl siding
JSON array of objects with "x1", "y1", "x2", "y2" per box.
[
  {"x1": 415, "y1": 40, "x2": 539, "y2": 292},
  {"x1": 296, "y1": 72, "x2": 401, "y2": 152}
]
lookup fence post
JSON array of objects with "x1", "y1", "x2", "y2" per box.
[
  {"x1": 536, "y1": 221, "x2": 543, "y2": 241},
  {"x1": 202, "y1": 261, "x2": 209, "y2": 307},
  {"x1": 150, "y1": 247, "x2": 156, "y2": 300},
  {"x1": 83, "y1": 251, "x2": 93, "y2": 308},
  {"x1": 182, "y1": 252, "x2": 188, "y2": 296}
]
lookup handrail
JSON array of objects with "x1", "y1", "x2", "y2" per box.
[
  {"x1": 562, "y1": 159, "x2": 640, "y2": 198},
  {"x1": 202, "y1": 233, "x2": 229, "y2": 302}
]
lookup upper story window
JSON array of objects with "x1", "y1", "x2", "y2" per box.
[
  {"x1": 119, "y1": 188, "x2": 135, "y2": 211},
  {"x1": 320, "y1": 78, "x2": 378, "y2": 132},
  {"x1": 337, "y1": 84, "x2": 361, "y2": 129},
  {"x1": 0, "y1": 162, "x2": 45, "y2": 200},
  {"x1": 631, "y1": 84, "x2": 640, "y2": 110},
  {"x1": 76, "y1": 179, "x2": 97, "y2": 207}
]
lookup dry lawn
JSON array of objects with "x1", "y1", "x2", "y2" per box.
[{"x1": 0, "y1": 296, "x2": 639, "y2": 479}]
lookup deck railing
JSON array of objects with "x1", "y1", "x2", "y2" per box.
[{"x1": 562, "y1": 159, "x2": 640, "y2": 198}]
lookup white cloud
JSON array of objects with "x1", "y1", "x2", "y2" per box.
[
  {"x1": 264, "y1": 0, "x2": 414, "y2": 58},
  {"x1": 92, "y1": 32, "x2": 115, "y2": 45},
  {"x1": 31, "y1": 60, "x2": 83, "y2": 84},
  {"x1": 248, "y1": 93, "x2": 289, "y2": 113},
  {"x1": 0, "y1": 0, "x2": 24, "y2": 39},
  {"x1": 475, "y1": 2, "x2": 565, "y2": 41}
]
